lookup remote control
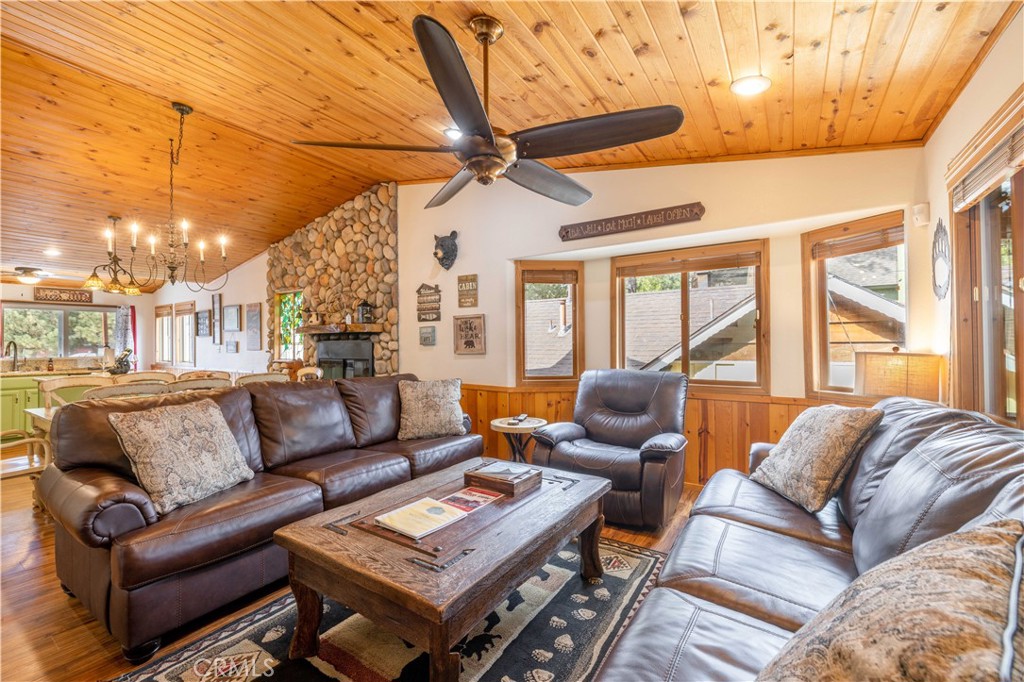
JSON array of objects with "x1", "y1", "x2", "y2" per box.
[{"x1": 511, "y1": 413, "x2": 528, "y2": 424}]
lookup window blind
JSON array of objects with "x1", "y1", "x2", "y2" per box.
[
  {"x1": 523, "y1": 270, "x2": 578, "y2": 284},
  {"x1": 811, "y1": 225, "x2": 904, "y2": 260},
  {"x1": 952, "y1": 123, "x2": 1024, "y2": 213},
  {"x1": 616, "y1": 249, "x2": 761, "y2": 278},
  {"x1": 155, "y1": 304, "x2": 173, "y2": 318},
  {"x1": 174, "y1": 301, "x2": 196, "y2": 316}
]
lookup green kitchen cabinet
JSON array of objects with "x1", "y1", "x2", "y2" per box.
[{"x1": 0, "y1": 376, "x2": 42, "y2": 434}]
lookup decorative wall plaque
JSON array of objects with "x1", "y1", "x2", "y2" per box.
[
  {"x1": 458, "y1": 274, "x2": 478, "y2": 307},
  {"x1": 559, "y1": 201, "x2": 705, "y2": 241},
  {"x1": 223, "y1": 304, "x2": 242, "y2": 332},
  {"x1": 931, "y1": 218, "x2": 951, "y2": 301},
  {"x1": 196, "y1": 310, "x2": 212, "y2": 337},
  {"x1": 419, "y1": 326, "x2": 436, "y2": 346},
  {"x1": 453, "y1": 314, "x2": 485, "y2": 355},
  {"x1": 33, "y1": 287, "x2": 92, "y2": 303},
  {"x1": 245, "y1": 303, "x2": 262, "y2": 350},
  {"x1": 212, "y1": 293, "x2": 223, "y2": 345},
  {"x1": 417, "y1": 283, "x2": 441, "y2": 322}
]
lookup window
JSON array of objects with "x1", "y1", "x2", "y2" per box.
[
  {"x1": 802, "y1": 211, "x2": 906, "y2": 397},
  {"x1": 611, "y1": 240, "x2": 769, "y2": 393},
  {"x1": 1, "y1": 303, "x2": 116, "y2": 358},
  {"x1": 276, "y1": 291, "x2": 304, "y2": 361},
  {"x1": 174, "y1": 301, "x2": 196, "y2": 366},
  {"x1": 155, "y1": 305, "x2": 174, "y2": 364},
  {"x1": 515, "y1": 261, "x2": 584, "y2": 384}
]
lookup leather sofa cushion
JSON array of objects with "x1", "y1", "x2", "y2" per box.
[
  {"x1": 362, "y1": 434, "x2": 483, "y2": 477},
  {"x1": 691, "y1": 469, "x2": 852, "y2": 552},
  {"x1": 840, "y1": 397, "x2": 991, "y2": 529},
  {"x1": 248, "y1": 380, "x2": 357, "y2": 468},
  {"x1": 51, "y1": 387, "x2": 263, "y2": 478},
  {"x1": 574, "y1": 369, "x2": 687, "y2": 449},
  {"x1": 272, "y1": 449, "x2": 411, "y2": 508},
  {"x1": 596, "y1": 588, "x2": 791, "y2": 682},
  {"x1": 547, "y1": 439, "x2": 642, "y2": 489},
  {"x1": 659, "y1": 515, "x2": 858, "y2": 631},
  {"x1": 111, "y1": 473, "x2": 323, "y2": 589},
  {"x1": 337, "y1": 374, "x2": 417, "y2": 447},
  {"x1": 852, "y1": 420, "x2": 1024, "y2": 572}
]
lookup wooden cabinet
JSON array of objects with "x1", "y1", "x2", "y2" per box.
[{"x1": 0, "y1": 377, "x2": 41, "y2": 433}]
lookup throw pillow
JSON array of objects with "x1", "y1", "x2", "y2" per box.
[
  {"x1": 108, "y1": 398, "x2": 254, "y2": 515},
  {"x1": 750, "y1": 405, "x2": 883, "y2": 512},
  {"x1": 757, "y1": 518, "x2": 1024, "y2": 682},
  {"x1": 397, "y1": 379, "x2": 466, "y2": 440}
]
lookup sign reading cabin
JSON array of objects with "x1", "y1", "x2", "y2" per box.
[{"x1": 559, "y1": 201, "x2": 705, "y2": 242}]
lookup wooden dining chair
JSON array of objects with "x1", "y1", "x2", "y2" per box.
[
  {"x1": 235, "y1": 372, "x2": 291, "y2": 386},
  {"x1": 112, "y1": 371, "x2": 176, "y2": 384},
  {"x1": 167, "y1": 378, "x2": 233, "y2": 392},
  {"x1": 295, "y1": 367, "x2": 324, "y2": 382},
  {"x1": 38, "y1": 376, "x2": 115, "y2": 409},
  {"x1": 176, "y1": 370, "x2": 232, "y2": 381},
  {"x1": 82, "y1": 382, "x2": 171, "y2": 400}
]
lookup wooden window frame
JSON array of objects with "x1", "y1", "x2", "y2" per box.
[
  {"x1": 173, "y1": 301, "x2": 196, "y2": 367},
  {"x1": 610, "y1": 239, "x2": 770, "y2": 397},
  {"x1": 154, "y1": 304, "x2": 174, "y2": 365},
  {"x1": 274, "y1": 291, "x2": 304, "y2": 362},
  {"x1": 801, "y1": 210, "x2": 906, "y2": 403},
  {"x1": 515, "y1": 260, "x2": 585, "y2": 387}
]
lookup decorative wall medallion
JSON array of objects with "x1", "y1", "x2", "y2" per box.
[
  {"x1": 458, "y1": 274, "x2": 478, "y2": 307},
  {"x1": 33, "y1": 287, "x2": 92, "y2": 303},
  {"x1": 559, "y1": 202, "x2": 705, "y2": 241},
  {"x1": 453, "y1": 314, "x2": 485, "y2": 355},
  {"x1": 417, "y1": 283, "x2": 441, "y2": 322},
  {"x1": 245, "y1": 303, "x2": 262, "y2": 350},
  {"x1": 433, "y1": 231, "x2": 459, "y2": 270},
  {"x1": 419, "y1": 326, "x2": 436, "y2": 346},
  {"x1": 932, "y1": 218, "x2": 951, "y2": 300}
]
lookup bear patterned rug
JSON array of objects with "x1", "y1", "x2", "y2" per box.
[{"x1": 111, "y1": 539, "x2": 662, "y2": 682}]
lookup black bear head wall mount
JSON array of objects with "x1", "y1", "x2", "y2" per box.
[{"x1": 433, "y1": 231, "x2": 458, "y2": 270}]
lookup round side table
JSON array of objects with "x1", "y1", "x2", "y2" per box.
[{"x1": 489, "y1": 417, "x2": 547, "y2": 463}]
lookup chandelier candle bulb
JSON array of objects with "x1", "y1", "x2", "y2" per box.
[
  {"x1": 199, "y1": 240, "x2": 205, "y2": 262},
  {"x1": 104, "y1": 229, "x2": 113, "y2": 253},
  {"x1": 181, "y1": 219, "x2": 189, "y2": 245},
  {"x1": 219, "y1": 236, "x2": 226, "y2": 258},
  {"x1": 130, "y1": 222, "x2": 138, "y2": 248},
  {"x1": 148, "y1": 234, "x2": 156, "y2": 255}
]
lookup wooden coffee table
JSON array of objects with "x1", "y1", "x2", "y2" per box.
[{"x1": 274, "y1": 457, "x2": 611, "y2": 682}]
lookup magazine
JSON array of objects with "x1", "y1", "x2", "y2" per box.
[
  {"x1": 441, "y1": 486, "x2": 503, "y2": 512},
  {"x1": 374, "y1": 498, "x2": 467, "y2": 540}
]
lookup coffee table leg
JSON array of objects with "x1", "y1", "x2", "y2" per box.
[
  {"x1": 428, "y1": 627, "x2": 460, "y2": 682},
  {"x1": 580, "y1": 512, "x2": 605, "y2": 580},
  {"x1": 289, "y1": 577, "x2": 324, "y2": 659}
]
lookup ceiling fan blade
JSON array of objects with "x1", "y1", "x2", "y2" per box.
[
  {"x1": 425, "y1": 167, "x2": 475, "y2": 208},
  {"x1": 511, "y1": 105, "x2": 684, "y2": 159},
  {"x1": 413, "y1": 15, "x2": 493, "y2": 141},
  {"x1": 504, "y1": 159, "x2": 592, "y2": 206},
  {"x1": 292, "y1": 140, "x2": 453, "y2": 153}
]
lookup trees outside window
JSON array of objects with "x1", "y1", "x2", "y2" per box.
[
  {"x1": 2, "y1": 304, "x2": 115, "y2": 358},
  {"x1": 276, "y1": 291, "x2": 304, "y2": 361}
]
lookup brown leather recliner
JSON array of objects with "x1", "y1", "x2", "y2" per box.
[{"x1": 531, "y1": 369, "x2": 688, "y2": 527}]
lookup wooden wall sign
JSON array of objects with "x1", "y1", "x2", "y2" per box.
[
  {"x1": 559, "y1": 201, "x2": 705, "y2": 241},
  {"x1": 458, "y1": 274, "x2": 478, "y2": 308},
  {"x1": 453, "y1": 314, "x2": 485, "y2": 355},
  {"x1": 245, "y1": 303, "x2": 262, "y2": 351},
  {"x1": 417, "y1": 283, "x2": 441, "y2": 322},
  {"x1": 33, "y1": 287, "x2": 92, "y2": 303}
]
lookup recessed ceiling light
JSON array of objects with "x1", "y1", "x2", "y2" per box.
[
  {"x1": 43, "y1": 248, "x2": 61, "y2": 257},
  {"x1": 443, "y1": 128, "x2": 463, "y2": 141},
  {"x1": 730, "y1": 75, "x2": 772, "y2": 96}
]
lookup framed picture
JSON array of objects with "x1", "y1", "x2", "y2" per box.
[
  {"x1": 195, "y1": 309, "x2": 212, "y2": 337},
  {"x1": 453, "y1": 314, "x2": 485, "y2": 355},
  {"x1": 212, "y1": 293, "x2": 223, "y2": 345},
  {"x1": 223, "y1": 304, "x2": 242, "y2": 332},
  {"x1": 245, "y1": 303, "x2": 262, "y2": 351},
  {"x1": 419, "y1": 326, "x2": 436, "y2": 346},
  {"x1": 226, "y1": 341, "x2": 239, "y2": 353}
]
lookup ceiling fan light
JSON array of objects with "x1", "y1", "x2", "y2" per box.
[
  {"x1": 443, "y1": 128, "x2": 463, "y2": 141},
  {"x1": 16, "y1": 275, "x2": 41, "y2": 285},
  {"x1": 730, "y1": 75, "x2": 771, "y2": 96},
  {"x1": 43, "y1": 248, "x2": 61, "y2": 257}
]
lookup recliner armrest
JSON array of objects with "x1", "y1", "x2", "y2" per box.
[
  {"x1": 37, "y1": 464, "x2": 157, "y2": 548},
  {"x1": 640, "y1": 432, "x2": 687, "y2": 462},
  {"x1": 748, "y1": 442, "x2": 776, "y2": 473},
  {"x1": 533, "y1": 422, "x2": 586, "y2": 448}
]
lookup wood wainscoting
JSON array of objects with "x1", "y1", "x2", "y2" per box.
[{"x1": 461, "y1": 384, "x2": 821, "y2": 485}]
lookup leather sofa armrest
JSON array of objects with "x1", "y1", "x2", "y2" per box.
[
  {"x1": 462, "y1": 413, "x2": 472, "y2": 434},
  {"x1": 640, "y1": 433, "x2": 687, "y2": 462},
  {"x1": 533, "y1": 422, "x2": 586, "y2": 448},
  {"x1": 37, "y1": 464, "x2": 158, "y2": 548},
  {"x1": 748, "y1": 442, "x2": 776, "y2": 473}
]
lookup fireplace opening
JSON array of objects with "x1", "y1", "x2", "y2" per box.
[{"x1": 317, "y1": 339, "x2": 374, "y2": 379}]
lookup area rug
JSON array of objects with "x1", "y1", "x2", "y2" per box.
[{"x1": 112, "y1": 538, "x2": 663, "y2": 682}]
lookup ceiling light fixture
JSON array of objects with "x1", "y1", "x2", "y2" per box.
[
  {"x1": 82, "y1": 101, "x2": 229, "y2": 295},
  {"x1": 443, "y1": 127, "x2": 463, "y2": 141},
  {"x1": 43, "y1": 248, "x2": 61, "y2": 257},
  {"x1": 8, "y1": 267, "x2": 51, "y2": 285},
  {"x1": 730, "y1": 75, "x2": 772, "y2": 96}
]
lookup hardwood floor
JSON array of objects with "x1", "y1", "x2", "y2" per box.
[{"x1": 0, "y1": 475, "x2": 699, "y2": 682}]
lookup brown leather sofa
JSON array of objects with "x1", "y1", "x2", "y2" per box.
[
  {"x1": 36, "y1": 374, "x2": 482, "y2": 662},
  {"x1": 597, "y1": 397, "x2": 1024, "y2": 681},
  {"x1": 532, "y1": 369, "x2": 688, "y2": 527}
]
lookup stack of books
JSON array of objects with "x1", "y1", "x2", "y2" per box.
[{"x1": 464, "y1": 461, "x2": 542, "y2": 496}]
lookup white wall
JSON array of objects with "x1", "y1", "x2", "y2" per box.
[
  {"x1": 0, "y1": 283, "x2": 156, "y2": 368},
  {"x1": 922, "y1": 10, "x2": 1023, "y2": 355},
  {"x1": 152, "y1": 251, "x2": 271, "y2": 373},
  {"x1": 398, "y1": 148, "x2": 927, "y2": 395}
]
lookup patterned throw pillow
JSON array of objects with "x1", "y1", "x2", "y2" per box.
[
  {"x1": 397, "y1": 379, "x2": 467, "y2": 440},
  {"x1": 757, "y1": 518, "x2": 1024, "y2": 682},
  {"x1": 751, "y1": 405, "x2": 883, "y2": 512},
  {"x1": 108, "y1": 399, "x2": 254, "y2": 515}
]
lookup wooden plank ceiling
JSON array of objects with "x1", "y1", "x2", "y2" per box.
[{"x1": 0, "y1": 1, "x2": 1017, "y2": 285}]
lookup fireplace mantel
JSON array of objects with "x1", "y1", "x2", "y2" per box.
[{"x1": 296, "y1": 323, "x2": 384, "y2": 336}]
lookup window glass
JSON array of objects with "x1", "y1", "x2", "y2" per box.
[
  {"x1": 689, "y1": 266, "x2": 758, "y2": 382},
  {"x1": 523, "y1": 282, "x2": 575, "y2": 378},
  {"x1": 277, "y1": 291, "x2": 304, "y2": 361},
  {"x1": 622, "y1": 273, "x2": 682, "y2": 371},
  {"x1": 1, "y1": 304, "x2": 116, "y2": 359},
  {"x1": 175, "y1": 313, "x2": 195, "y2": 365},
  {"x1": 155, "y1": 314, "x2": 173, "y2": 363},
  {"x1": 67, "y1": 310, "x2": 113, "y2": 357},
  {"x1": 980, "y1": 180, "x2": 1015, "y2": 419}
]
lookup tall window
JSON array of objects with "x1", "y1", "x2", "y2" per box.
[
  {"x1": 276, "y1": 291, "x2": 304, "y2": 361},
  {"x1": 1, "y1": 303, "x2": 115, "y2": 358},
  {"x1": 155, "y1": 305, "x2": 174, "y2": 364},
  {"x1": 802, "y1": 211, "x2": 906, "y2": 396},
  {"x1": 174, "y1": 301, "x2": 196, "y2": 366},
  {"x1": 611, "y1": 240, "x2": 769, "y2": 393},
  {"x1": 515, "y1": 261, "x2": 584, "y2": 385}
]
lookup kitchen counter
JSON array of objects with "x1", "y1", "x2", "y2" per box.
[{"x1": 1, "y1": 369, "x2": 106, "y2": 378}]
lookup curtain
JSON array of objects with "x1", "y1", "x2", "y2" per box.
[{"x1": 113, "y1": 305, "x2": 133, "y2": 356}]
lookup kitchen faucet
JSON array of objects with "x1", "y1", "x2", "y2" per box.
[{"x1": 3, "y1": 340, "x2": 19, "y2": 372}]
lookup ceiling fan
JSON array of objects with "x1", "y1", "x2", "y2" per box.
[
  {"x1": 293, "y1": 14, "x2": 684, "y2": 208},
  {"x1": 1, "y1": 266, "x2": 53, "y2": 284}
]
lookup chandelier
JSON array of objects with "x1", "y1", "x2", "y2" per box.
[{"x1": 83, "y1": 101, "x2": 229, "y2": 294}]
